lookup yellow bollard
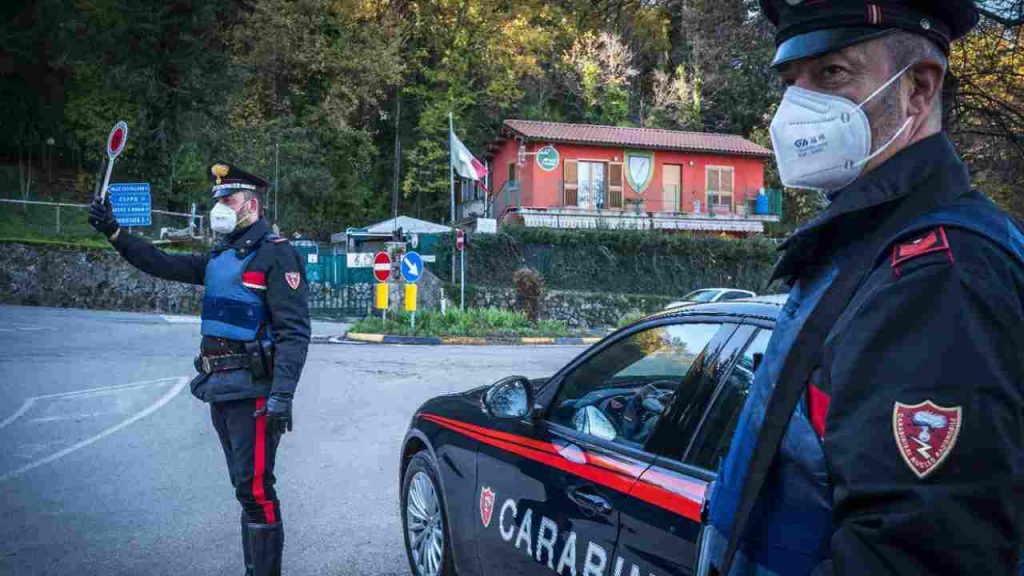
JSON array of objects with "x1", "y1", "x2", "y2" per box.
[
  {"x1": 404, "y1": 283, "x2": 418, "y2": 312},
  {"x1": 375, "y1": 282, "x2": 389, "y2": 309}
]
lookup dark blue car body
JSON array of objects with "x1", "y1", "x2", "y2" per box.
[{"x1": 400, "y1": 297, "x2": 784, "y2": 576}]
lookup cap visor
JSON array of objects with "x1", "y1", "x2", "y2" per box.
[{"x1": 771, "y1": 28, "x2": 895, "y2": 67}]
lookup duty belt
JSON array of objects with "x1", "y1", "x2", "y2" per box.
[{"x1": 195, "y1": 353, "x2": 250, "y2": 374}]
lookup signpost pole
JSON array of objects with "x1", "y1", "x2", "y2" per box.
[{"x1": 460, "y1": 247, "x2": 465, "y2": 310}]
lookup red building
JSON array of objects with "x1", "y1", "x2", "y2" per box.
[{"x1": 468, "y1": 119, "x2": 780, "y2": 235}]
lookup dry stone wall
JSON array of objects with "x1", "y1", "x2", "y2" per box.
[{"x1": 0, "y1": 242, "x2": 203, "y2": 313}]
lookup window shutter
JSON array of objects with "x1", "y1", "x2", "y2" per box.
[
  {"x1": 564, "y1": 160, "x2": 578, "y2": 207},
  {"x1": 608, "y1": 162, "x2": 623, "y2": 208}
]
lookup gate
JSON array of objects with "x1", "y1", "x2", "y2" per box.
[{"x1": 295, "y1": 243, "x2": 373, "y2": 318}]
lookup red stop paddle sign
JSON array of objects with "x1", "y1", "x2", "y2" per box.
[
  {"x1": 107, "y1": 121, "x2": 128, "y2": 160},
  {"x1": 455, "y1": 229, "x2": 465, "y2": 252}
]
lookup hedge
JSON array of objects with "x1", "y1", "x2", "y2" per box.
[{"x1": 435, "y1": 226, "x2": 780, "y2": 296}]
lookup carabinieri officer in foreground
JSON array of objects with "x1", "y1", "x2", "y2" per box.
[
  {"x1": 89, "y1": 162, "x2": 310, "y2": 576},
  {"x1": 705, "y1": 1, "x2": 1024, "y2": 575}
]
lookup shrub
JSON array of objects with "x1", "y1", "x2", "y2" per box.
[{"x1": 513, "y1": 267, "x2": 544, "y2": 322}]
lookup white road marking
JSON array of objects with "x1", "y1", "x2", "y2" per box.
[
  {"x1": 161, "y1": 315, "x2": 201, "y2": 324},
  {"x1": 0, "y1": 376, "x2": 188, "y2": 483},
  {"x1": 0, "y1": 323, "x2": 58, "y2": 333}
]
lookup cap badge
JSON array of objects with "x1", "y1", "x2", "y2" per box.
[
  {"x1": 893, "y1": 400, "x2": 962, "y2": 479},
  {"x1": 211, "y1": 163, "x2": 230, "y2": 185}
]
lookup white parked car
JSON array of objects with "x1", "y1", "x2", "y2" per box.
[{"x1": 665, "y1": 288, "x2": 757, "y2": 309}]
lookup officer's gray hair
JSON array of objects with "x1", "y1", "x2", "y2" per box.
[
  {"x1": 239, "y1": 189, "x2": 263, "y2": 215},
  {"x1": 881, "y1": 31, "x2": 949, "y2": 124}
]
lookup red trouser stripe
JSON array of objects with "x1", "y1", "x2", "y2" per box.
[{"x1": 253, "y1": 398, "x2": 277, "y2": 524}]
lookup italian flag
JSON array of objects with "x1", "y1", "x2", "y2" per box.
[{"x1": 450, "y1": 128, "x2": 487, "y2": 181}]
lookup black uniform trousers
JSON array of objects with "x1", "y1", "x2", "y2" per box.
[{"x1": 210, "y1": 397, "x2": 282, "y2": 525}]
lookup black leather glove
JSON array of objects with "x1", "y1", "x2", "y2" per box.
[
  {"x1": 254, "y1": 393, "x2": 293, "y2": 433},
  {"x1": 88, "y1": 195, "x2": 120, "y2": 239}
]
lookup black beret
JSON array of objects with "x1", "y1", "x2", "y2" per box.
[
  {"x1": 759, "y1": 0, "x2": 980, "y2": 67},
  {"x1": 207, "y1": 162, "x2": 270, "y2": 199}
]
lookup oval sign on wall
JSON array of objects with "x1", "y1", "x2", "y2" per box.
[{"x1": 535, "y1": 145, "x2": 560, "y2": 172}]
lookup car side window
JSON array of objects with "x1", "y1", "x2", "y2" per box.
[
  {"x1": 683, "y1": 329, "x2": 772, "y2": 471},
  {"x1": 547, "y1": 323, "x2": 722, "y2": 449},
  {"x1": 721, "y1": 291, "x2": 750, "y2": 301}
]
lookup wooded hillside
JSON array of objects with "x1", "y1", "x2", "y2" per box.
[{"x1": 2, "y1": 0, "x2": 1021, "y2": 238}]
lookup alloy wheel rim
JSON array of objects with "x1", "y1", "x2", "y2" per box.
[{"x1": 407, "y1": 471, "x2": 444, "y2": 576}]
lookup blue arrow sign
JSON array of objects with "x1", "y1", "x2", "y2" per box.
[
  {"x1": 400, "y1": 251, "x2": 423, "y2": 283},
  {"x1": 109, "y1": 182, "x2": 152, "y2": 227}
]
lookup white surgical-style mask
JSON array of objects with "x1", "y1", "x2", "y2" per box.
[
  {"x1": 210, "y1": 201, "x2": 248, "y2": 234},
  {"x1": 769, "y1": 63, "x2": 915, "y2": 193}
]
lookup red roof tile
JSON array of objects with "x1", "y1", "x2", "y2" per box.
[{"x1": 499, "y1": 119, "x2": 772, "y2": 158}]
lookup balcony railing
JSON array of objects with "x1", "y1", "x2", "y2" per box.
[{"x1": 499, "y1": 183, "x2": 782, "y2": 220}]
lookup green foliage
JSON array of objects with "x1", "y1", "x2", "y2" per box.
[
  {"x1": 350, "y1": 307, "x2": 575, "y2": 338},
  {"x1": 616, "y1": 311, "x2": 648, "y2": 329},
  {"x1": 436, "y1": 227, "x2": 778, "y2": 296},
  {"x1": 5, "y1": 0, "x2": 1021, "y2": 242}
]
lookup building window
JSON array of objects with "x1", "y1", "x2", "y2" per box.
[
  {"x1": 508, "y1": 162, "x2": 518, "y2": 183},
  {"x1": 707, "y1": 166, "x2": 734, "y2": 209},
  {"x1": 608, "y1": 162, "x2": 623, "y2": 208}
]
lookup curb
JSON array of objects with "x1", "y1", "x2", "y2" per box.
[{"x1": 339, "y1": 332, "x2": 603, "y2": 346}]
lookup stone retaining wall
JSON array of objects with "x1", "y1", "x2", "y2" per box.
[
  {"x1": 0, "y1": 242, "x2": 203, "y2": 313},
  {"x1": 456, "y1": 283, "x2": 675, "y2": 328}
]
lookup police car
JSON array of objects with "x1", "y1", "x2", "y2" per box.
[{"x1": 400, "y1": 296, "x2": 784, "y2": 576}]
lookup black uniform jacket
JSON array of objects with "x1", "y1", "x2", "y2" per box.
[
  {"x1": 109, "y1": 218, "x2": 311, "y2": 401},
  {"x1": 773, "y1": 133, "x2": 1024, "y2": 575}
]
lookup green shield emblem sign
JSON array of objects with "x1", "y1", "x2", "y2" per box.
[
  {"x1": 625, "y1": 150, "x2": 654, "y2": 194},
  {"x1": 536, "y1": 145, "x2": 560, "y2": 172}
]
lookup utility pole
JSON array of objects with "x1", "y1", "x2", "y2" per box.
[
  {"x1": 274, "y1": 142, "x2": 280, "y2": 224},
  {"x1": 449, "y1": 113, "x2": 458, "y2": 283},
  {"x1": 392, "y1": 95, "x2": 401, "y2": 229}
]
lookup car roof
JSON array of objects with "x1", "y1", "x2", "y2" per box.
[
  {"x1": 687, "y1": 287, "x2": 754, "y2": 293},
  {"x1": 644, "y1": 293, "x2": 787, "y2": 324}
]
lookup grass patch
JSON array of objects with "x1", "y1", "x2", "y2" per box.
[{"x1": 351, "y1": 307, "x2": 581, "y2": 338}]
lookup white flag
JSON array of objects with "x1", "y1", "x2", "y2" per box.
[{"x1": 450, "y1": 129, "x2": 487, "y2": 181}]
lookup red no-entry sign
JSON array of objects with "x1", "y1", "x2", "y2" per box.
[
  {"x1": 455, "y1": 229, "x2": 465, "y2": 252},
  {"x1": 373, "y1": 251, "x2": 392, "y2": 283}
]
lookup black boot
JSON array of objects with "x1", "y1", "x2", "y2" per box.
[
  {"x1": 248, "y1": 522, "x2": 284, "y2": 576},
  {"x1": 241, "y1": 514, "x2": 255, "y2": 576}
]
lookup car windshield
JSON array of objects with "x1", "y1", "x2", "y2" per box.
[{"x1": 683, "y1": 289, "x2": 719, "y2": 303}]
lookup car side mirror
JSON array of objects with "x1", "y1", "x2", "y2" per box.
[{"x1": 483, "y1": 375, "x2": 535, "y2": 420}]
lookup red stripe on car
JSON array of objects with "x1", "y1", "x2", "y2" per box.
[{"x1": 420, "y1": 413, "x2": 704, "y2": 522}]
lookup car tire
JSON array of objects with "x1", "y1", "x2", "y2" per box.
[{"x1": 402, "y1": 451, "x2": 456, "y2": 576}]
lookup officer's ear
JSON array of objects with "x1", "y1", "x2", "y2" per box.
[{"x1": 906, "y1": 59, "x2": 945, "y2": 124}]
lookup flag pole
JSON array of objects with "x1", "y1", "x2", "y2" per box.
[{"x1": 449, "y1": 112, "x2": 456, "y2": 285}]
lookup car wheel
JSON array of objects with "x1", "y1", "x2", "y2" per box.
[{"x1": 402, "y1": 451, "x2": 456, "y2": 576}]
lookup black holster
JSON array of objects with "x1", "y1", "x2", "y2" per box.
[{"x1": 246, "y1": 340, "x2": 275, "y2": 379}]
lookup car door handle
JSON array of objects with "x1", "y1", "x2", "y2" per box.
[{"x1": 566, "y1": 485, "x2": 612, "y2": 516}]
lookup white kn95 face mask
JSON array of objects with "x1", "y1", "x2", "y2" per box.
[{"x1": 769, "y1": 63, "x2": 915, "y2": 193}]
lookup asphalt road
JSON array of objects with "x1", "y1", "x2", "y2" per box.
[{"x1": 0, "y1": 305, "x2": 585, "y2": 575}]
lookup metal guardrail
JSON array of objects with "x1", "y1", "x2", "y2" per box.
[{"x1": 0, "y1": 198, "x2": 205, "y2": 239}]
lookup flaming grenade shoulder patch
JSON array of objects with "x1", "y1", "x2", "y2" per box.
[
  {"x1": 479, "y1": 486, "x2": 495, "y2": 527},
  {"x1": 893, "y1": 400, "x2": 962, "y2": 479}
]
